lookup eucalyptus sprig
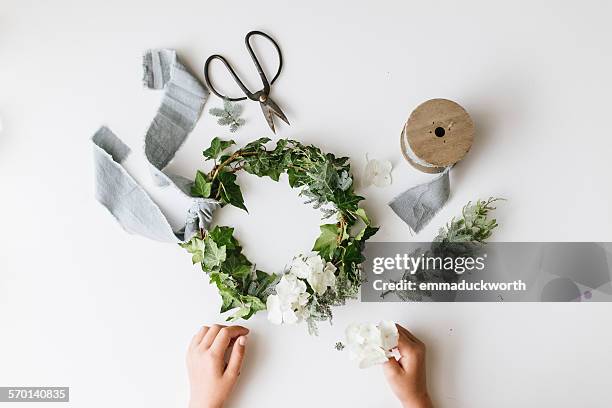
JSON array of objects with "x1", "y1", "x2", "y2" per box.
[{"x1": 183, "y1": 137, "x2": 378, "y2": 324}]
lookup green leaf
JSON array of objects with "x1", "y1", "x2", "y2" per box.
[
  {"x1": 191, "y1": 170, "x2": 212, "y2": 198},
  {"x1": 227, "y1": 306, "x2": 251, "y2": 321},
  {"x1": 343, "y1": 241, "x2": 365, "y2": 265},
  {"x1": 203, "y1": 137, "x2": 235, "y2": 160},
  {"x1": 252, "y1": 271, "x2": 279, "y2": 296},
  {"x1": 333, "y1": 189, "x2": 364, "y2": 211},
  {"x1": 221, "y1": 253, "x2": 252, "y2": 283},
  {"x1": 203, "y1": 236, "x2": 226, "y2": 270},
  {"x1": 244, "y1": 137, "x2": 271, "y2": 151},
  {"x1": 313, "y1": 224, "x2": 340, "y2": 259},
  {"x1": 354, "y1": 208, "x2": 370, "y2": 225},
  {"x1": 218, "y1": 171, "x2": 247, "y2": 211},
  {"x1": 180, "y1": 236, "x2": 206, "y2": 264},
  {"x1": 209, "y1": 226, "x2": 238, "y2": 250},
  {"x1": 356, "y1": 225, "x2": 379, "y2": 241}
]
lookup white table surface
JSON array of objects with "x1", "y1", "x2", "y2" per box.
[{"x1": 2, "y1": 1, "x2": 612, "y2": 407}]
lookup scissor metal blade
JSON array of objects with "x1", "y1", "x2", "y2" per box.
[
  {"x1": 260, "y1": 103, "x2": 276, "y2": 133},
  {"x1": 265, "y1": 97, "x2": 290, "y2": 126}
]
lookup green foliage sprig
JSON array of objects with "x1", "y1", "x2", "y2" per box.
[
  {"x1": 434, "y1": 197, "x2": 501, "y2": 243},
  {"x1": 182, "y1": 137, "x2": 378, "y2": 324},
  {"x1": 393, "y1": 197, "x2": 502, "y2": 302}
]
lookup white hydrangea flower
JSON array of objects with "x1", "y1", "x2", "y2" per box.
[
  {"x1": 309, "y1": 260, "x2": 336, "y2": 296},
  {"x1": 345, "y1": 321, "x2": 399, "y2": 368},
  {"x1": 289, "y1": 253, "x2": 337, "y2": 296},
  {"x1": 289, "y1": 255, "x2": 311, "y2": 279},
  {"x1": 266, "y1": 273, "x2": 310, "y2": 325},
  {"x1": 364, "y1": 156, "x2": 392, "y2": 187}
]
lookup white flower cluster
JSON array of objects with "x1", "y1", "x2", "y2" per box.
[
  {"x1": 345, "y1": 321, "x2": 398, "y2": 368},
  {"x1": 267, "y1": 253, "x2": 337, "y2": 325}
]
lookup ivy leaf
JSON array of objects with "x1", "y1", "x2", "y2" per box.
[
  {"x1": 221, "y1": 253, "x2": 252, "y2": 284},
  {"x1": 218, "y1": 171, "x2": 247, "y2": 212},
  {"x1": 203, "y1": 137, "x2": 235, "y2": 160},
  {"x1": 203, "y1": 236, "x2": 226, "y2": 270},
  {"x1": 251, "y1": 271, "x2": 280, "y2": 297},
  {"x1": 180, "y1": 236, "x2": 206, "y2": 264},
  {"x1": 343, "y1": 241, "x2": 364, "y2": 265},
  {"x1": 209, "y1": 226, "x2": 238, "y2": 250},
  {"x1": 356, "y1": 225, "x2": 379, "y2": 241},
  {"x1": 354, "y1": 208, "x2": 370, "y2": 225},
  {"x1": 191, "y1": 170, "x2": 212, "y2": 198},
  {"x1": 243, "y1": 137, "x2": 271, "y2": 151},
  {"x1": 333, "y1": 189, "x2": 364, "y2": 212},
  {"x1": 313, "y1": 224, "x2": 340, "y2": 259},
  {"x1": 210, "y1": 273, "x2": 239, "y2": 312}
]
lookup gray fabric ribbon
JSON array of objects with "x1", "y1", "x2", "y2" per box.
[
  {"x1": 92, "y1": 49, "x2": 220, "y2": 243},
  {"x1": 388, "y1": 167, "x2": 450, "y2": 233}
]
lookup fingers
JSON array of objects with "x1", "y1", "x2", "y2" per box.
[
  {"x1": 200, "y1": 324, "x2": 226, "y2": 349},
  {"x1": 226, "y1": 335, "x2": 248, "y2": 377},
  {"x1": 394, "y1": 324, "x2": 425, "y2": 370},
  {"x1": 189, "y1": 326, "x2": 209, "y2": 349},
  {"x1": 210, "y1": 326, "x2": 250, "y2": 356},
  {"x1": 383, "y1": 356, "x2": 402, "y2": 377}
]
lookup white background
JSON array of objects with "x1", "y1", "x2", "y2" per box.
[{"x1": 1, "y1": 1, "x2": 612, "y2": 407}]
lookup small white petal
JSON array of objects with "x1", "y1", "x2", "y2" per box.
[
  {"x1": 379, "y1": 321, "x2": 399, "y2": 350},
  {"x1": 379, "y1": 160, "x2": 393, "y2": 173},
  {"x1": 373, "y1": 172, "x2": 392, "y2": 187},
  {"x1": 289, "y1": 256, "x2": 310, "y2": 279},
  {"x1": 266, "y1": 295, "x2": 283, "y2": 325}
]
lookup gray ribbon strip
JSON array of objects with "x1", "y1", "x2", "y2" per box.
[
  {"x1": 92, "y1": 49, "x2": 220, "y2": 243},
  {"x1": 388, "y1": 167, "x2": 450, "y2": 233}
]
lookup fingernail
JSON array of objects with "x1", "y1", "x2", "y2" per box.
[{"x1": 238, "y1": 336, "x2": 247, "y2": 346}]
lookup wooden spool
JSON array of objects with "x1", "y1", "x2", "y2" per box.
[{"x1": 401, "y1": 98, "x2": 474, "y2": 174}]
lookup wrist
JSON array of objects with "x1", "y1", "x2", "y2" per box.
[
  {"x1": 401, "y1": 392, "x2": 433, "y2": 408},
  {"x1": 188, "y1": 400, "x2": 223, "y2": 408}
]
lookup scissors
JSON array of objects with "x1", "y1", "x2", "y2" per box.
[{"x1": 204, "y1": 30, "x2": 290, "y2": 133}]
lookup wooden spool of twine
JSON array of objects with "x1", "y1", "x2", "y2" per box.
[{"x1": 401, "y1": 98, "x2": 474, "y2": 174}]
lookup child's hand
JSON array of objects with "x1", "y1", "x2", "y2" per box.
[
  {"x1": 186, "y1": 325, "x2": 249, "y2": 408},
  {"x1": 383, "y1": 324, "x2": 433, "y2": 408}
]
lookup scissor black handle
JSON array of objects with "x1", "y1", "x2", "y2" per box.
[{"x1": 204, "y1": 30, "x2": 283, "y2": 102}]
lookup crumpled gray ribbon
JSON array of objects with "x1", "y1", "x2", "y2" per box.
[
  {"x1": 92, "y1": 49, "x2": 220, "y2": 243},
  {"x1": 388, "y1": 167, "x2": 450, "y2": 233}
]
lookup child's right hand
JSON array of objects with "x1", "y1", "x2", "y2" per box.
[
  {"x1": 186, "y1": 324, "x2": 249, "y2": 408},
  {"x1": 383, "y1": 324, "x2": 433, "y2": 408}
]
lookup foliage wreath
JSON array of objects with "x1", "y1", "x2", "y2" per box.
[{"x1": 181, "y1": 137, "x2": 378, "y2": 333}]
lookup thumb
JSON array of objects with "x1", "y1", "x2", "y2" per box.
[{"x1": 226, "y1": 335, "x2": 248, "y2": 377}]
